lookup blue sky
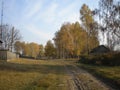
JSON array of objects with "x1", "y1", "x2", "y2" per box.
[{"x1": 0, "y1": 0, "x2": 99, "y2": 45}]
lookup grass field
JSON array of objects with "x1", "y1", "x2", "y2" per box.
[
  {"x1": 77, "y1": 62, "x2": 120, "y2": 89},
  {"x1": 0, "y1": 59, "x2": 119, "y2": 90},
  {"x1": 0, "y1": 59, "x2": 69, "y2": 90}
]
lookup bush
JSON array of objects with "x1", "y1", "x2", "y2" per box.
[{"x1": 80, "y1": 52, "x2": 120, "y2": 66}]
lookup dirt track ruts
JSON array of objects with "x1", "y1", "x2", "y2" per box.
[{"x1": 64, "y1": 61, "x2": 114, "y2": 90}]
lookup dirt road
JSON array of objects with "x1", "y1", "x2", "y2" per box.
[{"x1": 62, "y1": 60, "x2": 114, "y2": 90}]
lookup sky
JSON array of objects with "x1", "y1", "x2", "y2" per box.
[{"x1": 0, "y1": 0, "x2": 99, "y2": 45}]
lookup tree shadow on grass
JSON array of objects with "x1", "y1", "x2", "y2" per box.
[{"x1": 0, "y1": 61, "x2": 67, "y2": 75}]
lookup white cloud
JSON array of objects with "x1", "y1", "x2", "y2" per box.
[
  {"x1": 24, "y1": 0, "x2": 42, "y2": 19},
  {"x1": 24, "y1": 24, "x2": 52, "y2": 40},
  {"x1": 34, "y1": 2, "x2": 58, "y2": 24},
  {"x1": 57, "y1": 2, "x2": 77, "y2": 17},
  {"x1": 34, "y1": 1, "x2": 79, "y2": 24}
]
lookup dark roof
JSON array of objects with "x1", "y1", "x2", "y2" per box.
[
  {"x1": 90, "y1": 45, "x2": 110, "y2": 54},
  {"x1": 0, "y1": 40, "x2": 3, "y2": 43}
]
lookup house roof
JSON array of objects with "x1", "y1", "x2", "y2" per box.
[
  {"x1": 0, "y1": 40, "x2": 3, "y2": 43},
  {"x1": 90, "y1": 45, "x2": 110, "y2": 54}
]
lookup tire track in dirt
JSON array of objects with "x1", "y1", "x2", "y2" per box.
[
  {"x1": 64, "y1": 61, "x2": 114, "y2": 90},
  {"x1": 64, "y1": 65, "x2": 89, "y2": 90}
]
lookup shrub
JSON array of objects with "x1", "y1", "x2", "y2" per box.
[{"x1": 80, "y1": 52, "x2": 120, "y2": 66}]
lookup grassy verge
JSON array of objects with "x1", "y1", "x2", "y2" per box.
[
  {"x1": 0, "y1": 59, "x2": 69, "y2": 90},
  {"x1": 77, "y1": 62, "x2": 120, "y2": 89}
]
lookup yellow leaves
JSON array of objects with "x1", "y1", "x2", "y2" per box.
[
  {"x1": 53, "y1": 22, "x2": 89, "y2": 57},
  {"x1": 15, "y1": 41, "x2": 43, "y2": 58},
  {"x1": 45, "y1": 40, "x2": 56, "y2": 58}
]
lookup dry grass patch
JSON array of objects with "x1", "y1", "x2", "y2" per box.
[{"x1": 0, "y1": 59, "x2": 69, "y2": 90}]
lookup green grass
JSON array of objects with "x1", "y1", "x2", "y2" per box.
[
  {"x1": 0, "y1": 59, "x2": 69, "y2": 90},
  {"x1": 77, "y1": 62, "x2": 120, "y2": 89}
]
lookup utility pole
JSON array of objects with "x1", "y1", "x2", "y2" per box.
[
  {"x1": 0, "y1": 0, "x2": 3, "y2": 49},
  {"x1": 0, "y1": 0, "x2": 3, "y2": 40}
]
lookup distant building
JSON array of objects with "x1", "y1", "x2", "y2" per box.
[
  {"x1": 0, "y1": 50, "x2": 19, "y2": 61},
  {"x1": 0, "y1": 40, "x2": 3, "y2": 49},
  {"x1": 90, "y1": 45, "x2": 110, "y2": 54},
  {"x1": 0, "y1": 40, "x2": 2, "y2": 43},
  {"x1": 0, "y1": 40, "x2": 19, "y2": 60}
]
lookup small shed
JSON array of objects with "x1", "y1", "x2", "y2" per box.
[
  {"x1": 90, "y1": 45, "x2": 110, "y2": 54},
  {"x1": 0, "y1": 50, "x2": 19, "y2": 61}
]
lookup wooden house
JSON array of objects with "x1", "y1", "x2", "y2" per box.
[{"x1": 90, "y1": 45, "x2": 110, "y2": 54}]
